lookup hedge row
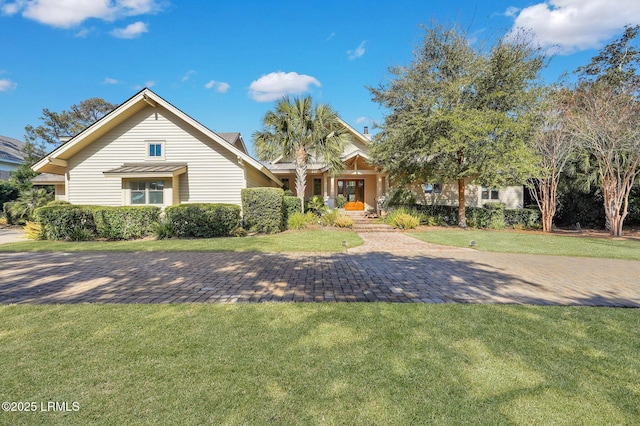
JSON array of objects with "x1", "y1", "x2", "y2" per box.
[
  {"x1": 165, "y1": 203, "x2": 240, "y2": 237},
  {"x1": 241, "y1": 188, "x2": 284, "y2": 234},
  {"x1": 401, "y1": 203, "x2": 540, "y2": 229},
  {"x1": 35, "y1": 205, "x2": 160, "y2": 240}
]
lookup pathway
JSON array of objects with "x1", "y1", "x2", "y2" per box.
[{"x1": 1, "y1": 232, "x2": 638, "y2": 306}]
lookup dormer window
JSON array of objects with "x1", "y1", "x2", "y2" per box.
[{"x1": 146, "y1": 141, "x2": 165, "y2": 160}]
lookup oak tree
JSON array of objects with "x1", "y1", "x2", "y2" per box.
[{"x1": 369, "y1": 23, "x2": 545, "y2": 226}]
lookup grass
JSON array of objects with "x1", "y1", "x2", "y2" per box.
[
  {"x1": 410, "y1": 228, "x2": 640, "y2": 260},
  {"x1": 0, "y1": 304, "x2": 638, "y2": 425},
  {"x1": 0, "y1": 229, "x2": 363, "y2": 253}
]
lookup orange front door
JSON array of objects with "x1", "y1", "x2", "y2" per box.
[{"x1": 338, "y1": 179, "x2": 365, "y2": 210}]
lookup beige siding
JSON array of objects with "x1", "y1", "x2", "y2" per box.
[
  {"x1": 413, "y1": 180, "x2": 523, "y2": 209},
  {"x1": 246, "y1": 166, "x2": 277, "y2": 188},
  {"x1": 67, "y1": 105, "x2": 248, "y2": 206}
]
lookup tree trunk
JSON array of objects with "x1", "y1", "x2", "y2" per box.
[
  {"x1": 457, "y1": 178, "x2": 466, "y2": 228},
  {"x1": 457, "y1": 150, "x2": 466, "y2": 227},
  {"x1": 295, "y1": 146, "x2": 307, "y2": 213}
]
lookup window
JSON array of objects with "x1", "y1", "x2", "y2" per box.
[
  {"x1": 146, "y1": 141, "x2": 165, "y2": 160},
  {"x1": 281, "y1": 178, "x2": 289, "y2": 190},
  {"x1": 313, "y1": 178, "x2": 322, "y2": 196},
  {"x1": 423, "y1": 183, "x2": 442, "y2": 194},
  {"x1": 481, "y1": 187, "x2": 499, "y2": 200},
  {"x1": 131, "y1": 181, "x2": 164, "y2": 205}
]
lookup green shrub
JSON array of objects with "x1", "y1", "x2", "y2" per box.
[
  {"x1": 3, "y1": 201, "x2": 17, "y2": 225},
  {"x1": 0, "y1": 181, "x2": 19, "y2": 213},
  {"x1": 241, "y1": 187, "x2": 284, "y2": 234},
  {"x1": 334, "y1": 214, "x2": 354, "y2": 228},
  {"x1": 484, "y1": 202, "x2": 506, "y2": 230},
  {"x1": 45, "y1": 200, "x2": 71, "y2": 207},
  {"x1": 305, "y1": 195, "x2": 327, "y2": 216},
  {"x1": 385, "y1": 207, "x2": 421, "y2": 229},
  {"x1": 35, "y1": 205, "x2": 97, "y2": 241},
  {"x1": 504, "y1": 208, "x2": 540, "y2": 228},
  {"x1": 5, "y1": 188, "x2": 52, "y2": 224},
  {"x1": 283, "y1": 196, "x2": 302, "y2": 227},
  {"x1": 232, "y1": 227, "x2": 247, "y2": 237},
  {"x1": 287, "y1": 212, "x2": 309, "y2": 230},
  {"x1": 335, "y1": 194, "x2": 347, "y2": 209},
  {"x1": 166, "y1": 203, "x2": 240, "y2": 238},
  {"x1": 35, "y1": 205, "x2": 160, "y2": 240},
  {"x1": 151, "y1": 222, "x2": 174, "y2": 240},
  {"x1": 92, "y1": 206, "x2": 160, "y2": 240},
  {"x1": 320, "y1": 209, "x2": 339, "y2": 226}
]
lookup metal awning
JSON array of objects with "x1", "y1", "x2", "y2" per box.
[
  {"x1": 103, "y1": 163, "x2": 187, "y2": 178},
  {"x1": 31, "y1": 173, "x2": 65, "y2": 185}
]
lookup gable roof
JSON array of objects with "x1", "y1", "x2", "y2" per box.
[
  {"x1": 0, "y1": 135, "x2": 25, "y2": 165},
  {"x1": 217, "y1": 132, "x2": 249, "y2": 154},
  {"x1": 266, "y1": 118, "x2": 372, "y2": 171},
  {"x1": 32, "y1": 88, "x2": 280, "y2": 185}
]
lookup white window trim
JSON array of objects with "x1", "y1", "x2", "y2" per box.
[
  {"x1": 130, "y1": 180, "x2": 165, "y2": 205},
  {"x1": 146, "y1": 140, "x2": 166, "y2": 161}
]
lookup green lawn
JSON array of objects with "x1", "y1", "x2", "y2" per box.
[
  {"x1": 0, "y1": 304, "x2": 638, "y2": 425},
  {"x1": 0, "y1": 229, "x2": 362, "y2": 253},
  {"x1": 410, "y1": 228, "x2": 640, "y2": 260}
]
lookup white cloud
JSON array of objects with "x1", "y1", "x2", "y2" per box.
[
  {"x1": 216, "y1": 82, "x2": 230, "y2": 93},
  {"x1": 355, "y1": 116, "x2": 368, "y2": 124},
  {"x1": 204, "y1": 80, "x2": 230, "y2": 93},
  {"x1": 1, "y1": 0, "x2": 163, "y2": 28},
  {"x1": 111, "y1": 20, "x2": 147, "y2": 38},
  {"x1": 248, "y1": 71, "x2": 321, "y2": 102},
  {"x1": 0, "y1": 78, "x2": 17, "y2": 92},
  {"x1": 347, "y1": 41, "x2": 366, "y2": 60},
  {"x1": 101, "y1": 77, "x2": 121, "y2": 85},
  {"x1": 508, "y1": 0, "x2": 640, "y2": 53},
  {"x1": 326, "y1": 32, "x2": 336, "y2": 41},
  {"x1": 181, "y1": 70, "x2": 196, "y2": 82},
  {"x1": 74, "y1": 26, "x2": 93, "y2": 37},
  {"x1": 144, "y1": 80, "x2": 155, "y2": 88}
]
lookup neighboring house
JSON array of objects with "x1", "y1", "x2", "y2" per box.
[
  {"x1": 0, "y1": 135, "x2": 25, "y2": 180},
  {"x1": 32, "y1": 88, "x2": 280, "y2": 206},
  {"x1": 266, "y1": 125, "x2": 524, "y2": 211}
]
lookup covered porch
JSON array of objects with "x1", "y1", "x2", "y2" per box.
[{"x1": 276, "y1": 153, "x2": 389, "y2": 212}]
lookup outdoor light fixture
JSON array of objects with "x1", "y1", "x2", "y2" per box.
[{"x1": 470, "y1": 240, "x2": 476, "y2": 248}]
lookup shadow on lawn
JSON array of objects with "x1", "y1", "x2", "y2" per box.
[{"x1": 0, "y1": 250, "x2": 638, "y2": 307}]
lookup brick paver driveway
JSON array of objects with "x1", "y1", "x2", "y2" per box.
[{"x1": 1, "y1": 232, "x2": 639, "y2": 306}]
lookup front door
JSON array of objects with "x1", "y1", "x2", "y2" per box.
[{"x1": 338, "y1": 179, "x2": 365, "y2": 210}]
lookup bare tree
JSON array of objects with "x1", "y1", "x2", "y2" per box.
[
  {"x1": 528, "y1": 91, "x2": 576, "y2": 232},
  {"x1": 565, "y1": 84, "x2": 640, "y2": 236}
]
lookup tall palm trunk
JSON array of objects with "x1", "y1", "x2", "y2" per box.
[{"x1": 295, "y1": 145, "x2": 307, "y2": 213}]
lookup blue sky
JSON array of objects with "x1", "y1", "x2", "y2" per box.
[{"x1": 1, "y1": 0, "x2": 640, "y2": 156}]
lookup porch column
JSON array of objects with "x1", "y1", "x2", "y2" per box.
[
  {"x1": 376, "y1": 174, "x2": 382, "y2": 198},
  {"x1": 323, "y1": 173, "x2": 328, "y2": 198},
  {"x1": 384, "y1": 174, "x2": 389, "y2": 196},
  {"x1": 330, "y1": 176, "x2": 335, "y2": 200}
]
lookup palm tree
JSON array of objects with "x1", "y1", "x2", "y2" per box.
[{"x1": 253, "y1": 96, "x2": 353, "y2": 212}]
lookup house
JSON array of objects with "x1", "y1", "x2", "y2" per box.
[
  {"x1": 0, "y1": 135, "x2": 25, "y2": 180},
  {"x1": 266, "y1": 125, "x2": 524, "y2": 211},
  {"x1": 32, "y1": 88, "x2": 280, "y2": 206},
  {"x1": 266, "y1": 124, "x2": 390, "y2": 212}
]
